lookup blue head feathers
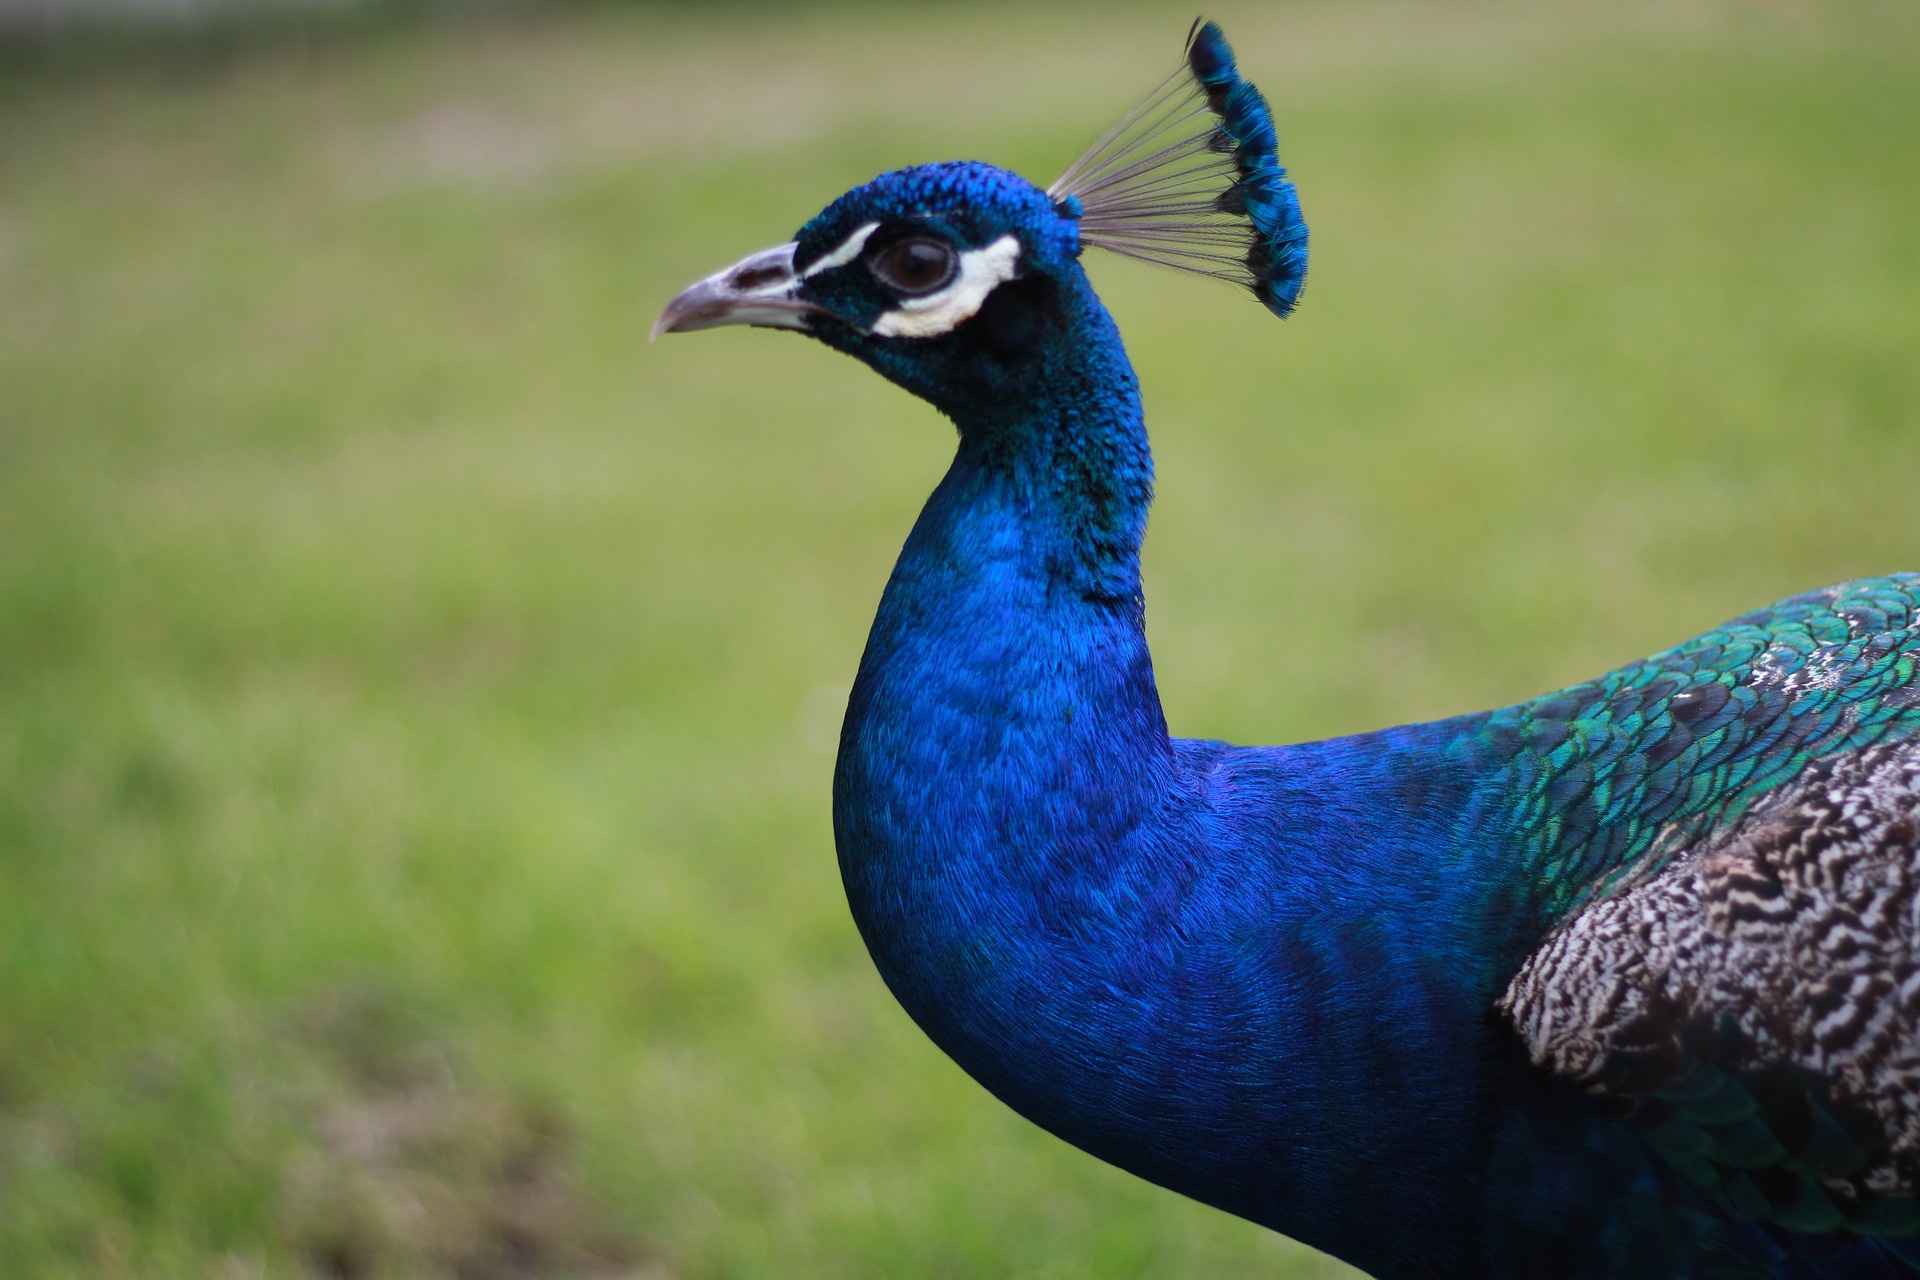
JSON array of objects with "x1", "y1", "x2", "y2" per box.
[
  {"x1": 766, "y1": 161, "x2": 1098, "y2": 414},
  {"x1": 791, "y1": 160, "x2": 1078, "y2": 335},
  {"x1": 1050, "y1": 20, "x2": 1308, "y2": 317}
]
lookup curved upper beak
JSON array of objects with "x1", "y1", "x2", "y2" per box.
[{"x1": 651, "y1": 241, "x2": 822, "y2": 341}]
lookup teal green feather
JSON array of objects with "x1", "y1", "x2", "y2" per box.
[{"x1": 1484, "y1": 575, "x2": 1920, "y2": 923}]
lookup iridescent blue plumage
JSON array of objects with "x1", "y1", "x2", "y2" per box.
[{"x1": 655, "y1": 20, "x2": 1920, "y2": 1279}]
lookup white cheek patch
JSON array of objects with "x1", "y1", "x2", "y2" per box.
[
  {"x1": 802, "y1": 222, "x2": 879, "y2": 278},
  {"x1": 871, "y1": 235, "x2": 1023, "y2": 339}
]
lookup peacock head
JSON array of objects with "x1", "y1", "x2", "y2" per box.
[
  {"x1": 654, "y1": 162, "x2": 1087, "y2": 411},
  {"x1": 653, "y1": 20, "x2": 1309, "y2": 414}
]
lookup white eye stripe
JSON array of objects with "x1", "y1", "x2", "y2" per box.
[
  {"x1": 802, "y1": 222, "x2": 880, "y2": 278},
  {"x1": 870, "y1": 235, "x2": 1022, "y2": 339}
]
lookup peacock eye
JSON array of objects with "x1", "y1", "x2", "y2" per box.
[{"x1": 871, "y1": 238, "x2": 958, "y2": 297}]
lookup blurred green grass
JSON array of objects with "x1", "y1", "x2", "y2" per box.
[{"x1": 1, "y1": 2, "x2": 1917, "y2": 1276}]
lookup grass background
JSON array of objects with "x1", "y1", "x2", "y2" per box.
[{"x1": 2, "y1": 1, "x2": 1917, "y2": 1275}]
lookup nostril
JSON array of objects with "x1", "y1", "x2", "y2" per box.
[{"x1": 732, "y1": 264, "x2": 787, "y2": 291}]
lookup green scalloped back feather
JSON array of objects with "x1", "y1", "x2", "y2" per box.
[{"x1": 1483, "y1": 574, "x2": 1920, "y2": 924}]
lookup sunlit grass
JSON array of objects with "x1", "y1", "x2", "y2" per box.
[{"x1": 1, "y1": 2, "x2": 1916, "y2": 1275}]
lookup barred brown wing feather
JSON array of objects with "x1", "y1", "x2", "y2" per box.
[{"x1": 1503, "y1": 740, "x2": 1920, "y2": 1236}]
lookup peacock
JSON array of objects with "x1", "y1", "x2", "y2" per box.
[{"x1": 654, "y1": 20, "x2": 1920, "y2": 1278}]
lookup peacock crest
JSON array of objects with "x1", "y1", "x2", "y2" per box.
[{"x1": 1049, "y1": 20, "x2": 1309, "y2": 317}]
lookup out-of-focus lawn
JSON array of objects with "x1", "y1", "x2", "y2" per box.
[{"x1": 2, "y1": 2, "x2": 1917, "y2": 1276}]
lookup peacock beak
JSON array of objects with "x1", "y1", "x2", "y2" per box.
[{"x1": 651, "y1": 241, "x2": 823, "y2": 340}]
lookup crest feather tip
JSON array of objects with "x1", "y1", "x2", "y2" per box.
[{"x1": 1051, "y1": 19, "x2": 1308, "y2": 319}]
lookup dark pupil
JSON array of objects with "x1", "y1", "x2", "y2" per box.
[{"x1": 888, "y1": 242, "x2": 949, "y2": 291}]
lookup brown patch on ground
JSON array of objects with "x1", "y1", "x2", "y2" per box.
[{"x1": 280, "y1": 988, "x2": 659, "y2": 1280}]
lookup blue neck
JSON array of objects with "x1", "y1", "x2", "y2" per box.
[
  {"x1": 828, "y1": 270, "x2": 1655, "y2": 1278},
  {"x1": 834, "y1": 272, "x2": 1171, "y2": 917}
]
